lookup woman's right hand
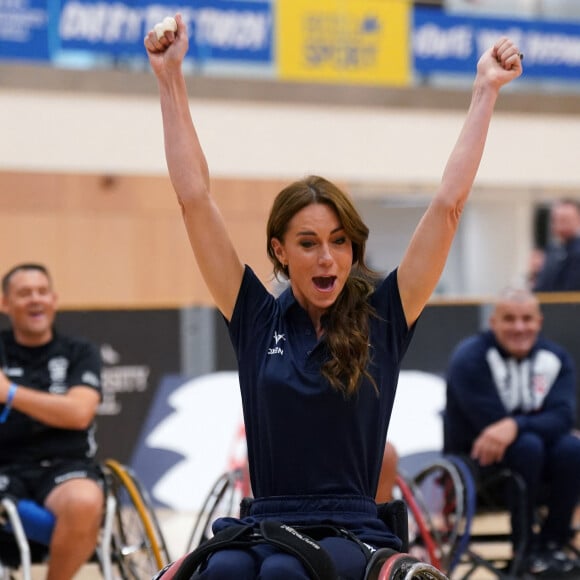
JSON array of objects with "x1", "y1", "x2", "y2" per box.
[{"x1": 144, "y1": 13, "x2": 189, "y2": 80}]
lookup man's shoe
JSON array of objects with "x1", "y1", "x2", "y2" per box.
[
  {"x1": 526, "y1": 551, "x2": 572, "y2": 577},
  {"x1": 526, "y1": 545, "x2": 580, "y2": 578},
  {"x1": 548, "y1": 544, "x2": 580, "y2": 578}
]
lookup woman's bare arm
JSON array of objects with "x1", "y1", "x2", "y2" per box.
[
  {"x1": 145, "y1": 15, "x2": 244, "y2": 320},
  {"x1": 398, "y1": 38, "x2": 523, "y2": 327}
]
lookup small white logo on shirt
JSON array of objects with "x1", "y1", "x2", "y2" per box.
[
  {"x1": 48, "y1": 357, "x2": 69, "y2": 394},
  {"x1": 268, "y1": 331, "x2": 286, "y2": 356}
]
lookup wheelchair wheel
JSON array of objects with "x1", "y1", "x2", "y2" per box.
[
  {"x1": 394, "y1": 474, "x2": 441, "y2": 569},
  {"x1": 104, "y1": 459, "x2": 170, "y2": 579},
  {"x1": 375, "y1": 552, "x2": 451, "y2": 580},
  {"x1": 410, "y1": 458, "x2": 467, "y2": 575},
  {"x1": 185, "y1": 468, "x2": 246, "y2": 553}
]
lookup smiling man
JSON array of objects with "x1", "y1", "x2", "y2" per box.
[
  {"x1": 0, "y1": 263, "x2": 104, "y2": 580},
  {"x1": 444, "y1": 288, "x2": 580, "y2": 577}
]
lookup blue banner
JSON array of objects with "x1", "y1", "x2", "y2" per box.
[
  {"x1": 0, "y1": 0, "x2": 50, "y2": 62},
  {"x1": 59, "y1": 0, "x2": 272, "y2": 62},
  {"x1": 3, "y1": 2, "x2": 580, "y2": 86},
  {"x1": 413, "y1": 7, "x2": 580, "y2": 81},
  {"x1": 0, "y1": 0, "x2": 273, "y2": 65}
]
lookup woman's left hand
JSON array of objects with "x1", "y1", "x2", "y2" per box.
[{"x1": 477, "y1": 36, "x2": 524, "y2": 90}]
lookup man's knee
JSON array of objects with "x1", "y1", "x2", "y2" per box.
[
  {"x1": 512, "y1": 432, "x2": 544, "y2": 456},
  {"x1": 507, "y1": 432, "x2": 545, "y2": 474},
  {"x1": 45, "y1": 479, "x2": 104, "y2": 525}
]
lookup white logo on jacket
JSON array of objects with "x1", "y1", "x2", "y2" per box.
[{"x1": 486, "y1": 348, "x2": 561, "y2": 413}]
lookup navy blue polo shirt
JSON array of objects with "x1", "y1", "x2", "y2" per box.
[{"x1": 228, "y1": 266, "x2": 414, "y2": 500}]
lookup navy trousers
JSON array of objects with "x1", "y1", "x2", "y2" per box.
[
  {"x1": 194, "y1": 536, "x2": 368, "y2": 579},
  {"x1": 502, "y1": 432, "x2": 580, "y2": 548},
  {"x1": 194, "y1": 494, "x2": 400, "y2": 580}
]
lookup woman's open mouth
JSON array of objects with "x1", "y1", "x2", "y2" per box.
[{"x1": 313, "y1": 276, "x2": 337, "y2": 292}]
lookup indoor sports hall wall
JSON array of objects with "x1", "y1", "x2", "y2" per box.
[
  {"x1": 1, "y1": 69, "x2": 580, "y2": 298},
  {"x1": 0, "y1": 171, "x2": 286, "y2": 307}
]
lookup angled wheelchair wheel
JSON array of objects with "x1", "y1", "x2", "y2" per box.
[
  {"x1": 185, "y1": 468, "x2": 246, "y2": 553},
  {"x1": 441, "y1": 455, "x2": 477, "y2": 574},
  {"x1": 410, "y1": 458, "x2": 467, "y2": 575},
  {"x1": 454, "y1": 462, "x2": 528, "y2": 579},
  {"x1": 104, "y1": 459, "x2": 170, "y2": 579},
  {"x1": 394, "y1": 474, "x2": 442, "y2": 570},
  {"x1": 378, "y1": 553, "x2": 418, "y2": 580},
  {"x1": 377, "y1": 552, "x2": 450, "y2": 580}
]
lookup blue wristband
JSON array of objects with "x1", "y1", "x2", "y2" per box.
[{"x1": 0, "y1": 383, "x2": 17, "y2": 423}]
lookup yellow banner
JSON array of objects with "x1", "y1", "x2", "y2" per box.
[{"x1": 277, "y1": 0, "x2": 410, "y2": 86}]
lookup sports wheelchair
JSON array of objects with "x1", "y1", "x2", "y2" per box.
[
  {"x1": 398, "y1": 452, "x2": 520, "y2": 578},
  {"x1": 156, "y1": 467, "x2": 450, "y2": 580},
  {"x1": 0, "y1": 458, "x2": 171, "y2": 580},
  {"x1": 402, "y1": 452, "x2": 580, "y2": 579}
]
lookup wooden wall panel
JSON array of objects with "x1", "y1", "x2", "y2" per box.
[{"x1": 0, "y1": 171, "x2": 286, "y2": 308}]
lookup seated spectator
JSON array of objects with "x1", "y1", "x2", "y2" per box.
[
  {"x1": 534, "y1": 198, "x2": 580, "y2": 292},
  {"x1": 444, "y1": 287, "x2": 580, "y2": 577},
  {"x1": 0, "y1": 263, "x2": 104, "y2": 580}
]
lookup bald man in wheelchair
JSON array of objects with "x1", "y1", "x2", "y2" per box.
[{"x1": 445, "y1": 288, "x2": 580, "y2": 578}]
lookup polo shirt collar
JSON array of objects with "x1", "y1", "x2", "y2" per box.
[{"x1": 277, "y1": 285, "x2": 298, "y2": 316}]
